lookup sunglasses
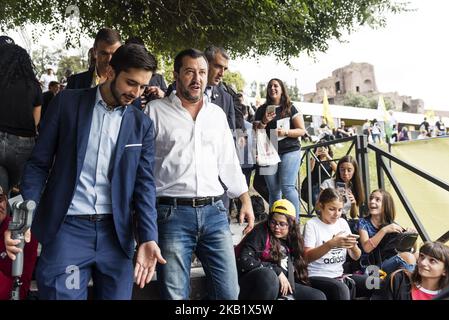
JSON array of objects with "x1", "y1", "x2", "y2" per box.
[{"x1": 269, "y1": 219, "x2": 289, "y2": 229}]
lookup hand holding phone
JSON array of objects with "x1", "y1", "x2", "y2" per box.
[{"x1": 266, "y1": 105, "x2": 276, "y2": 114}]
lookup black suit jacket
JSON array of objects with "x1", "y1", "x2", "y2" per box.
[
  {"x1": 149, "y1": 73, "x2": 167, "y2": 91},
  {"x1": 210, "y1": 84, "x2": 236, "y2": 131},
  {"x1": 66, "y1": 69, "x2": 94, "y2": 89}
]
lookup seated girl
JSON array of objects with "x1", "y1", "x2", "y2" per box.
[
  {"x1": 304, "y1": 188, "x2": 371, "y2": 300},
  {"x1": 358, "y1": 189, "x2": 416, "y2": 274},
  {"x1": 372, "y1": 241, "x2": 449, "y2": 300},
  {"x1": 237, "y1": 199, "x2": 326, "y2": 300},
  {"x1": 320, "y1": 155, "x2": 365, "y2": 220}
]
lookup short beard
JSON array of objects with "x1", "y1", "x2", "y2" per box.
[
  {"x1": 180, "y1": 88, "x2": 201, "y2": 103},
  {"x1": 110, "y1": 78, "x2": 123, "y2": 106}
]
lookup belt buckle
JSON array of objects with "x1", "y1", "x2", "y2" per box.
[
  {"x1": 192, "y1": 198, "x2": 206, "y2": 208},
  {"x1": 90, "y1": 215, "x2": 101, "y2": 222}
]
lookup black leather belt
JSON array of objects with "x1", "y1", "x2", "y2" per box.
[
  {"x1": 68, "y1": 214, "x2": 113, "y2": 222},
  {"x1": 157, "y1": 196, "x2": 221, "y2": 208}
]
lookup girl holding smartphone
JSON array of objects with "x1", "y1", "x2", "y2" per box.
[
  {"x1": 254, "y1": 78, "x2": 306, "y2": 218},
  {"x1": 303, "y1": 188, "x2": 371, "y2": 300}
]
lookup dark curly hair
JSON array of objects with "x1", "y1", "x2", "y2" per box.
[
  {"x1": 0, "y1": 44, "x2": 39, "y2": 90},
  {"x1": 266, "y1": 211, "x2": 309, "y2": 284}
]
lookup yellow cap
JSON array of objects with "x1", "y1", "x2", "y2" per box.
[{"x1": 270, "y1": 199, "x2": 296, "y2": 218}]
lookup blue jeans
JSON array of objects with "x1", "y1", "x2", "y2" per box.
[
  {"x1": 264, "y1": 150, "x2": 301, "y2": 217},
  {"x1": 156, "y1": 200, "x2": 239, "y2": 300},
  {"x1": 0, "y1": 131, "x2": 35, "y2": 193},
  {"x1": 381, "y1": 254, "x2": 416, "y2": 274}
]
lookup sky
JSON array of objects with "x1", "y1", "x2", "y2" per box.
[
  {"x1": 230, "y1": 0, "x2": 449, "y2": 112},
  {"x1": 7, "y1": 0, "x2": 448, "y2": 111}
]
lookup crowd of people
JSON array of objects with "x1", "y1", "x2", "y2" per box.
[{"x1": 1, "y1": 30, "x2": 448, "y2": 301}]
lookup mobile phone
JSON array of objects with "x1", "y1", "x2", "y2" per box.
[
  {"x1": 266, "y1": 105, "x2": 276, "y2": 114},
  {"x1": 336, "y1": 182, "x2": 347, "y2": 200},
  {"x1": 336, "y1": 182, "x2": 346, "y2": 192}
]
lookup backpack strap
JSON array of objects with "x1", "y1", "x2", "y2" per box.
[{"x1": 389, "y1": 269, "x2": 412, "y2": 294}]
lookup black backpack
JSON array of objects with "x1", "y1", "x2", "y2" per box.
[
  {"x1": 236, "y1": 195, "x2": 267, "y2": 222},
  {"x1": 251, "y1": 195, "x2": 267, "y2": 221}
]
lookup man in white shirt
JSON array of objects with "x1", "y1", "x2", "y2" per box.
[
  {"x1": 146, "y1": 48, "x2": 254, "y2": 300},
  {"x1": 39, "y1": 66, "x2": 58, "y2": 92}
]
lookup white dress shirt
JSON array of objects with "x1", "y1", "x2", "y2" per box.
[{"x1": 146, "y1": 92, "x2": 248, "y2": 198}]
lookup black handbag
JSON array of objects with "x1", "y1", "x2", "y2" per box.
[
  {"x1": 368, "y1": 231, "x2": 418, "y2": 266},
  {"x1": 394, "y1": 232, "x2": 419, "y2": 252}
]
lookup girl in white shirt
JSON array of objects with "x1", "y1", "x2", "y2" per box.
[{"x1": 304, "y1": 188, "x2": 371, "y2": 300}]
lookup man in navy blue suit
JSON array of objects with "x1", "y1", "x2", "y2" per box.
[
  {"x1": 5, "y1": 44, "x2": 165, "y2": 300},
  {"x1": 67, "y1": 28, "x2": 121, "y2": 89}
]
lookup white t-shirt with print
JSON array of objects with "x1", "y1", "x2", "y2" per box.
[{"x1": 303, "y1": 216, "x2": 351, "y2": 278}]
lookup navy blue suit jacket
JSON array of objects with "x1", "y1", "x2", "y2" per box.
[{"x1": 21, "y1": 87, "x2": 158, "y2": 258}]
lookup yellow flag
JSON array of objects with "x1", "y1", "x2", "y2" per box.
[
  {"x1": 322, "y1": 89, "x2": 334, "y2": 128},
  {"x1": 425, "y1": 108, "x2": 435, "y2": 123},
  {"x1": 377, "y1": 95, "x2": 390, "y2": 122}
]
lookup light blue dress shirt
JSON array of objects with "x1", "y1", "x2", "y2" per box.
[{"x1": 67, "y1": 87, "x2": 126, "y2": 215}]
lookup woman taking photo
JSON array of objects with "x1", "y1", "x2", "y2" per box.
[
  {"x1": 320, "y1": 155, "x2": 365, "y2": 220},
  {"x1": 0, "y1": 43, "x2": 42, "y2": 194},
  {"x1": 301, "y1": 140, "x2": 337, "y2": 206},
  {"x1": 254, "y1": 78, "x2": 306, "y2": 218}
]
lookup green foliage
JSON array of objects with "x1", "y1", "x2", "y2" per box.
[
  {"x1": 285, "y1": 82, "x2": 300, "y2": 101},
  {"x1": 31, "y1": 46, "x2": 63, "y2": 76},
  {"x1": 345, "y1": 92, "x2": 395, "y2": 110},
  {"x1": 57, "y1": 55, "x2": 87, "y2": 80},
  {"x1": 1, "y1": 0, "x2": 409, "y2": 62},
  {"x1": 343, "y1": 92, "x2": 376, "y2": 109},
  {"x1": 384, "y1": 97, "x2": 394, "y2": 110},
  {"x1": 223, "y1": 71, "x2": 245, "y2": 92}
]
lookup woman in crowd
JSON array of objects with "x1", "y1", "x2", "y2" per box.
[
  {"x1": 372, "y1": 241, "x2": 449, "y2": 300},
  {"x1": 320, "y1": 155, "x2": 365, "y2": 220},
  {"x1": 0, "y1": 43, "x2": 42, "y2": 194},
  {"x1": 301, "y1": 140, "x2": 337, "y2": 207},
  {"x1": 303, "y1": 188, "x2": 371, "y2": 300},
  {"x1": 254, "y1": 78, "x2": 306, "y2": 218},
  {"x1": 237, "y1": 199, "x2": 326, "y2": 300},
  {"x1": 357, "y1": 189, "x2": 416, "y2": 274}
]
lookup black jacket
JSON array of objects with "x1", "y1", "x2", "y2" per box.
[
  {"x1": 66, "y1": 69, "x2": 94, "y2": 89},
  {"x1": 237, "y1": 223, "x2": 284, "y2": 277}
]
